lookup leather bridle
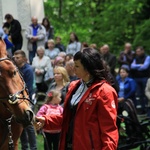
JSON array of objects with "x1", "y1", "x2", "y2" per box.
[{"x1": 0, "y1": 57, "x2": 33, "y2": 104}]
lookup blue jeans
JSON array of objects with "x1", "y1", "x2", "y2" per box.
[
  {"x1": 134, "y1": 77, "x2": 148, "y2": 111},
  {"x1": 29, "y1": 43, "x2": 37, "y2": 64},
  {"x1": 20, "y1": 125, "x2": 37, "y2": 150}
]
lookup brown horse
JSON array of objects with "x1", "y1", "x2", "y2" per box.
[{"x1": 0, "y1": 38, "x2": 35, "y2": 150}]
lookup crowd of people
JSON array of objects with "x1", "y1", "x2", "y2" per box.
[{"x1": 1, "y1": 13, "x2": 150, "y2": 150}]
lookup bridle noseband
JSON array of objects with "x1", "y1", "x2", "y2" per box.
[{"x1": 0, "y1": 57, "x2": 33, "y2": 105}]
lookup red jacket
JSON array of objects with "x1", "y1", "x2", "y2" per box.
[{"x1": 43, "y1": 80, "x2": 119, "y2": 150}]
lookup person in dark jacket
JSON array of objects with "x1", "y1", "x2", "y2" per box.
[
  {"x1": 118, "y1": 43, "x2": 135, "y2": 70},
  {"x1": 131, "y1": 46, "x2": 150, "y2": 114},
  {"x1": 100, "y1": 44, "x2": 117, "y2": 77},
  {"x1": 55, "y1": 36, "x2": 65, "y2": 52},
  {"x1": 3, "y1": 14, "x2": 23, "y2": 54},
  {"x1": 13, "y1": 50, "x2": 37, "y2": 150}
]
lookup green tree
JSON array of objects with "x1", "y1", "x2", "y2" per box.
[{"x1": 44, "y1": 0, "x2": 150, "y2": 55}]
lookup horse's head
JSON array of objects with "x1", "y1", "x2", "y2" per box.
[{"x1": 0, "y1": 38, "x2": 34, "y2": 127}]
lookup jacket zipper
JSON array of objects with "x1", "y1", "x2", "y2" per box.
[{"x1": 89, "y1": 130, "x2": 95, "y2": 150}]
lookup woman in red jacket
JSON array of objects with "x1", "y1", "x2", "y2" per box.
[{"x1": 36, "y1": 47, "x2": 119, "y2": 150}]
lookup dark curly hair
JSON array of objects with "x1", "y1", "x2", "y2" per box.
[{"x1": 74, "y1": 47, "x2": 118, "y2": 91}]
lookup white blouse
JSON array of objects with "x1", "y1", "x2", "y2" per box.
[
  {"x1": 32, "y1": 55, "x2": 52, "y2": 83},
  {"x1": 70, "y1": 82, "x2": 88, "y2": 106}
]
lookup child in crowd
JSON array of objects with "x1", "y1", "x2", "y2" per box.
[
  {"x1": 36, "y1": 90, "x2": 63, "y2": 150},
  {"x1": 0, "y1": 27, "x2": 13, "y2": 56}
]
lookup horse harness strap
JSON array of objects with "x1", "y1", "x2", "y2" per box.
[
  {"x1": 0, "y1": 115, "x2": 14, "y2": 150},
  {"x1": 0, "y1": 57, "x2": 33, "y2": 105},
  {"x1": 0, "y1": 57, "x2": 10, "y2": 62},
  {"x1": 6, "y1": 115, "x2": 14, "y2": 150}
]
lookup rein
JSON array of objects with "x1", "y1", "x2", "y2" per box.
[
  {"x1": 6, "y1": 115, "x2": 14, "y2": 150},
  {"x1": 0, "y1": 115, "x2": 14, "y2": 150}
]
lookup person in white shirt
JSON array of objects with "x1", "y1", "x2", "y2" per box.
[
  {"x1": 66, "y1": 32, "x2": 81, "y2": 55},
  {"x1": 32, "y1": 46, "x2": 52, "y2": 92}
]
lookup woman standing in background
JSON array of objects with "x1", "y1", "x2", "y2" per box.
[
  {"x1": 42, "y1": 17, "x2": 54, "y2": 48},
  {"x1": 66, "y1": 32, "x2": 81, "y2": 55}
]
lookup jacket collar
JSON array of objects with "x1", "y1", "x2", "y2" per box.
[
  {"x1": 118, "y1": 76, "x2": 130, "y2": 83},
  {"x1": 65, "y1": 79, "x2": 106, "y2": 112}
]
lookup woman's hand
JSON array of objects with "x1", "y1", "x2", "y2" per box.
[
  {"x1": 35, "y1": 69, "x2": 42, "y2": 76},
  {"x1": 34, "y1": 116, "x2": 46, "y2": 130}
]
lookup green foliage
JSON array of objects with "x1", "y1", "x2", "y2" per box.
[
  {"x1": 44, "y1": 0, "x2": 150, "y2": 55},
  {"x1": 133, "y1": 19, "x2": 150, "y2": 52}
]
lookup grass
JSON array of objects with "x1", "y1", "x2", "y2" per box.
[
  {"x1": 18, "y1": 133, "x2": 44, "y2": 150},
  {"x1": 18, "y1": 134, "x2": 141, "y2": 150}
]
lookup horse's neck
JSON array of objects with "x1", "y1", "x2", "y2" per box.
[
  {"x1": 0, "y1": 51, "x2": 7, "y2": 58},
  {"x1": 0, "y1": 103, "x2": 11, "y2": 119},
  {"x1": 0, "y1": 39, "x2": 8, "y2": 58}
]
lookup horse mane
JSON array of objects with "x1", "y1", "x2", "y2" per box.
[{"x1": 0, "y1": 37, "x2": 8, "y2": 58}]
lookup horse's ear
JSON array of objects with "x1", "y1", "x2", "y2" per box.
[{"x1": 0, "y1": 38, "x2": 7, "y2": 57}]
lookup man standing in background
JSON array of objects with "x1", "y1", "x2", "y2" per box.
[
  {"x1": 3, "y1": 14, "x2": 23, "y2": 54},
  {"x1": 13, "y1": 50, "x2": 37, "y2": 150},
  {"x1": 100, "y1": 44, "x2": 117, "y2": 77},
  {"x1": 25, "y1": 16, "x2": 46, "y2": 64}
]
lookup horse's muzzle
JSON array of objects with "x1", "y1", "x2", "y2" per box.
[{"x1": 16, "y1": 110, "x2": 35, "y2": 128}]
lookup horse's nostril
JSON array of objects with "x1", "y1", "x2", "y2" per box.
[
  {"x1": 15, "y1": 110, "x2": 35, "y2": 128},
  {"x1": 25, "y1": 110, "x2": 34, "y2": 122}
]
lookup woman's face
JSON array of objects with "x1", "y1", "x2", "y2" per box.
[
  {"x1": 120, "y1": 69, "x2": 128, "y2": 79},
  {"x1": 74, "y1": 60, "x2": 90, "y2": 82},
  {"x1": 47, "y1": 42, "x2": 55, "y2": 50},
  {"x1": 43, "y1": 19, "x2": 48, "y2": 26},
  {"x1": 37, "y1": 49, "x2": 44, "y2": 58},
  {"x1": 54, "y1": 70, "x2": 63, "y2": 82},
  {"x1": 70, "y1": 33, "x2": 75, "y2": 42}
]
